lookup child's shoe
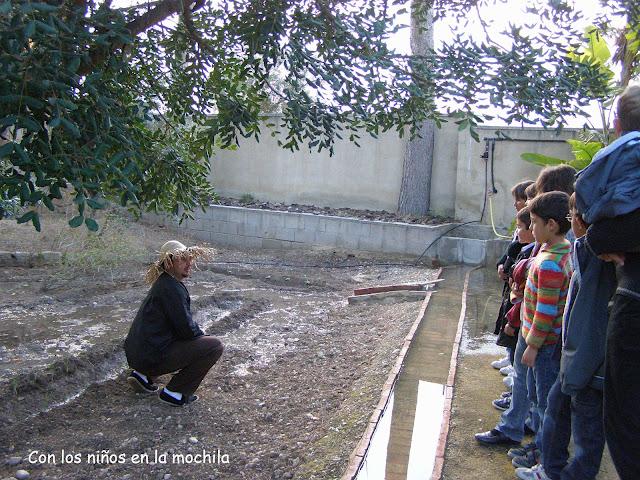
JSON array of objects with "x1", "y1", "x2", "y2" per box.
[
  {"x1": 503, "y1": 373, "x2": 514, "y2": 389},
  {"x1": 511, "y1": 446, "x2": 541, "y2": 468},
  {"x1": 500, "y1": 365, "x2": 515, "y2": 376},
  {"x1": 508, "y1": 442, "x2": 537, "y2": 459},
  {"x1": 491, "y1": 356, "x2": 510, "y2": 369},
  {"x1": 515, "y1": 464, "x2": 550, "y2": 480},
  {"x1": 492, "y1": 396, "x2": 511, "y2": 411}
]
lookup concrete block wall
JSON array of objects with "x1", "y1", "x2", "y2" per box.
[{"x1": 145, "y1": 206, "x2": 510, "y2": 266}]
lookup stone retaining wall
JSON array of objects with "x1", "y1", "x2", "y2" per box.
[
  {"x1": 145, "y1": 206, "x2": 509, "y2": 266},
  {"x1": 0, "y1": 251, "x2": 62, "y2": 267}
]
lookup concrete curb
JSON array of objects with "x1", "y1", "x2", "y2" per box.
[
  {"x1": 430, "y1": 266, "x2": 479, "y2": 480},
  {"x1": 341, "y1": 267, "x2": 443, "y2": 480}
]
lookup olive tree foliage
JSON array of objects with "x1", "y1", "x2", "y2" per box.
[{"x1": 0, "y1": 0, "x2": 630, "y2": 230}]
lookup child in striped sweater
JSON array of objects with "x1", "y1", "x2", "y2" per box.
[{"x1": 516, "y1": 191, "x2": 573, "y2": 480}]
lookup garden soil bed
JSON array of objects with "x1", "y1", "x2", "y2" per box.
[
  {"x1": 214, "y1": 196, "x2": 454, "y2": 225},
  {"x1": 0, "y1": 211, "x2": 437, "y2": 480}
]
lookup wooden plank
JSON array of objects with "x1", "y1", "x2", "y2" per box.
[
  {"x1": 353, "y1": 278, "x2": 444, "y2": 296},
  {"x1": 347, "y1": 290, "x2": 428, "y2": 305}
]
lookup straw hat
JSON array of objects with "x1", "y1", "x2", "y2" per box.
[{"x1": 144, "y1": 240, "x2": 215, "y2": 284}]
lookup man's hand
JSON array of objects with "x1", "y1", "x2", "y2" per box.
[
  {"x1": 511, "y1": 282, "x2": 524, "y2": 298},
  {"x1": 598, "y1": 253, "x2": 625, "y2": 266},
  {"x1": 504, "y1": 324, "x2": 515, "y2": 336},
  {"x1": 522, "y1": 345, "x2": 538, "y2": 368},
  {"x1": 498, "y1": 264, "x2": 506, "y2": 280}
]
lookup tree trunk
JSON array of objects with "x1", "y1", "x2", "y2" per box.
[{"x1": 397, "y1": 2, "x2": 435, "y2": 216}]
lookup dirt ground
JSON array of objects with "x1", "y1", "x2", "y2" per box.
[{"x1": 0, "y1": 209, "x2": 438, "y2": 480}]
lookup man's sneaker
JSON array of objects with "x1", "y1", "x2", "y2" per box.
[
  {"x1": 491, "y1": 356, "x2": 511, "y2": 369},
  {"x1": 503, "y1": 374, "x2": 514, "y2": 389},
  {"x1": 127, "y1": 371, "x2": 159, "y2": 394},
  {"x1": 512, "y1": 447, "x2": 541, "y2": 468},
  {"x1": 158, "y1": 389, "x2": 199, "y2": 407},
  {"x1": 515, "y1": 464, "x2": 550, "y2": 480},
  {"x1": 492, "y1": 396, "x2": 511, "y2": 411},
  {"x1": 500, "y1": 365, "x2": 515, "y2": 376},
  {"x1": 508, "y1": 442, "x2": 537, "y2": 459}
]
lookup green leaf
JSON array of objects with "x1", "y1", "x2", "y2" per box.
[
  {"x1": 567, "y1": 139, "x2": 602, "y2": 163},
  {"x1": 520, "y1": 152, "x2": 567, "y2": 166},
  {"x1": 32, "y1": 213, "x2": 41, "y2": 232},
  {"x1": 584, "y1": 26, "x2": 611, "y2": 65},
  {"x1": 69, "y1": 215, "x2": 84, "y2": 228},
  {"x1": 42, "y1": 196, "x2": 55, "y2": 211},
  {"x1": 67, "y1": 56, "x2": 81, "y2": 73},
  {"x1": 50, "y1": 184, "x2": 62, "y2": 198},
  {"x1": 35, "y1": 20, "x2": 57, "y2": 35},
  {"x1": 109, "y1": 152, "x2": 125, "y2": 166},
  {"x1": 24, "y1": 21, "x2": 36, "y2": 39},
  {"x1": 0, "y1": 115, "x2": 17, "y2": 128},
  {"x1": 86, "y1": 197, "x2": 105, "y2": 209},
  {"x1": 0, "y1": 142, "x2": 14, "y2": 158},
  {"x1": 18, "y1": 116, "x2": 41, "y2": 132},
  {"x1": 14, "y1": 144, "x2": 31, "y2": 164},
  {"x1": 31, "y1": 2, "x2": 59, "y2": 12},
  {"x1": 16, "y1": 211, "x2": 35, "y2": 224},
  {"x1": 57, "y1": 98, "x2": 78, "y2": 111},
  {"x1": 85, "y1": 217, "x2": 99, "y2": 231},
  {"x1": 60, "y1": 118, "x2": 81, "y2": 138}
]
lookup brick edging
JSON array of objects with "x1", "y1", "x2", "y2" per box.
[
  {"x1": 341, "y1": 267, "x2": 443, "y2": 480},
  {"x1": 430, "y1": 266, "x2": 479, "y2": 479}
]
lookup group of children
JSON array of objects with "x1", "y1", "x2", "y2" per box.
[{"x1": 474, "y1": 84, "x2": 640, "y2": 480}]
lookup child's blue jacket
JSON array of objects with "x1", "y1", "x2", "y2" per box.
[{"x1": 575, "y1": 131, "x2": 640, "y2": 225}]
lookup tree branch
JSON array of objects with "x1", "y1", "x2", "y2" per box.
[
  {"x1": 126, "y1": 0, "x2": 183, "y2": 36},
  {"x1": 80, "y1": 0, "x2": 206, "y2": 75},
  {"x1": 181, "y1": 0, "x2": 214, "y2": 55}
]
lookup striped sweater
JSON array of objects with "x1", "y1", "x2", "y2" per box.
[{"x1": 522, "y1": 239, "x2": 572, "y2": 348}]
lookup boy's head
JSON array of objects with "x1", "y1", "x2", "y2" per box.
[
  {"x1": 528, "y1": 191, "x2": 571, "y2": 243},
  {"x1": 535, "y1": 164, "x2": 576, "y2": 196},
  {"x1": 616, "y1": 85, "x2": 640, "y2": 133},
  {"x1": 525, "y1": 183, "x2": 537, "y2": 203},
  {"x1": 511, "y1": 180, "x2": 534, "y2": 211},
  {"x1": 515, "y1": 206, "x2": 534, "y2": 244},
  {"x1": 568, "y1": 192, "x2": 588, "y2": 238}
]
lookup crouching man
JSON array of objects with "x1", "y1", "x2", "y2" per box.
[{"x1": 124, "y1": 240, "x2": 224, "y2": 406}]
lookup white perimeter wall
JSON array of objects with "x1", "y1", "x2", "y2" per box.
[{"x1": 209, "y1": 117, "x2": 578, "y2": 228}]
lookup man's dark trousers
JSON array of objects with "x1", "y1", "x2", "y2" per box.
[
  {"x1": 604, "y1": 294, "x2": 640, "y2": 480},
  {"x1": 145, "y1": 336, "x2": 224, "y2": 395}
]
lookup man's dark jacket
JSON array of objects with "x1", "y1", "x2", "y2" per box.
[
  {"x1": 124, "y1": 273, "x2": 203, "y2": 371},
  {"x1": 560, "y1": 236, "x2": 616, "y2": 395}
]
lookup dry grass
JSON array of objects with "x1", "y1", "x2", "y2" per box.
[{"x1": 1, "y1": 204, "x2": 159, "y2": 280}]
